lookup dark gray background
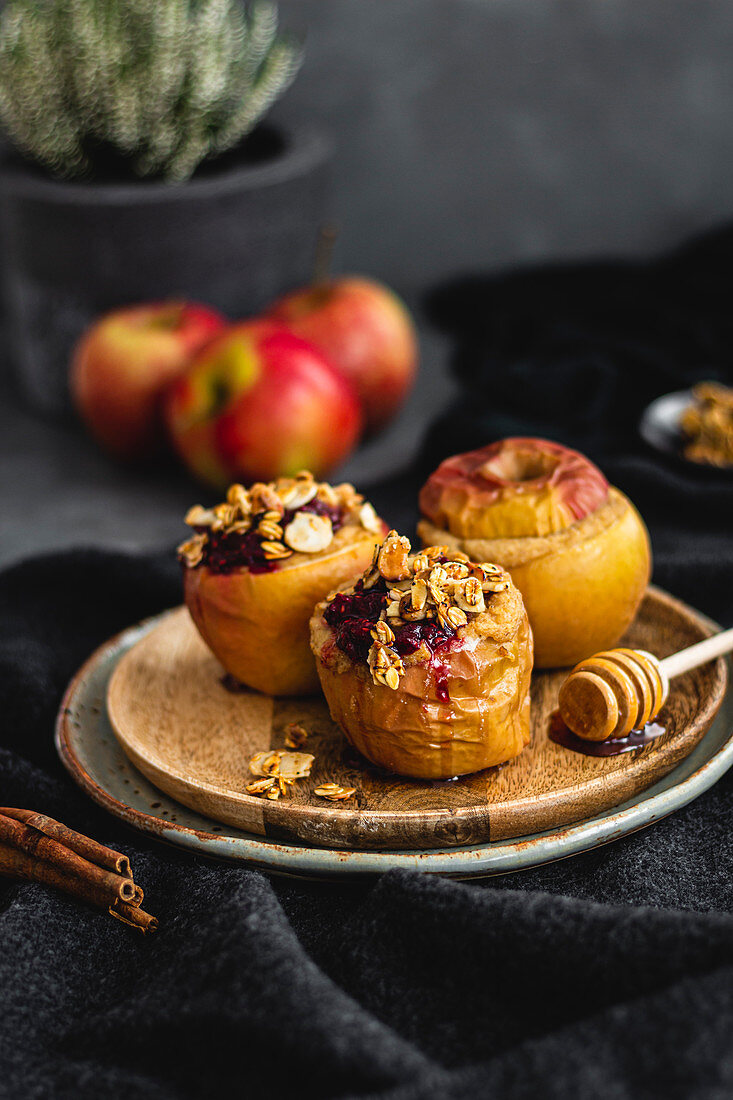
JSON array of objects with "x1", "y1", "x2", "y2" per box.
[
  {"x1": 274, "y1": 0, "x2": 733, "y2": 295},
  {"x1": 3, "y1": 0, "x2": 733, "y2": 566}
]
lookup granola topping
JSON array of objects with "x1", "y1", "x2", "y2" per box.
[
  {"x1": 322, "y1": 530, "x2": 508, "y2": 692},
  {"x1": 314, "y1": 782, "x2": 357, "y2": 802},
  {"x1": 246, "y1": 749, "x2": 315, "y2": 800},
  {"x1": 681, "y1": 381, "x2": 733, "y2": 467},
  {"x1": 283, "y1": 723, "x2": 309, "y2": 749},
  {"x1": 178, "y1": 472, "x2": 384, "y2": 573}
]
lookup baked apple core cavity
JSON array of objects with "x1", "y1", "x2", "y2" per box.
[{"x1": 480, "y1": 448, "x2": 560, "y2": 485}]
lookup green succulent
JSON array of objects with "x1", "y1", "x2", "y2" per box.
[{"x1": 0, "y1": 0, "x2": 302, "y2": 182}]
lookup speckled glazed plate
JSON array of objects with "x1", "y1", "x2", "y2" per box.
[{"x1": 56, "y1": 607, "x2": 733, "y2": 879}]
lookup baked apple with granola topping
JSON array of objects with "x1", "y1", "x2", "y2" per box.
[
  {"x1": 310, "y1": 531, "x2": 533, "y2": 779},
  {"x1": 418, "y1": 437, "x2": 651, "y2": 668},
  {"x1": 179, "y1": 471, "x2": 387, "y2": 695}
]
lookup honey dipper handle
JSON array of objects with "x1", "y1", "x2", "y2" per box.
[{"x1": 659, "y1": 626, "x2": 733, "y2": 681}]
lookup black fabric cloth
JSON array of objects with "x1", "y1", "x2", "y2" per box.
[{"x1": 423, "y1": 224, "x2": 733, "y2": 624}]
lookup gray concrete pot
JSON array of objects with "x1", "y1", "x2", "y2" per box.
[{"x1": 0, "y1": 126, "x2": 331, "y2": 415}]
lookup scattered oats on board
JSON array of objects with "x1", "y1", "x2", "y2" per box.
[
  {"x1": 314, "y1": 783, "x2": 357, "y2": 802},
  {"x1": 247, "y1": 749, "x2": 314, "y2": 797}
]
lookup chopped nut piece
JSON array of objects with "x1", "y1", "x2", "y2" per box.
[
  {"x1": 371, "y1": 619, "x2": 395, "y2": 645},
  {"x1": 185, "y1": 504, "x2": 216, "y2": 528},
  {"x1": 424, "y1": 545, "x2": 450, "y2": 561},
  {"x1": 454, "y1": 576, "x2": 486, "y2": 614},
  {"x1": 411, "y1": 550, "x2": 429, "y2": 576},
  {"x1": 250, "y1": 483, "x2": 284, "y2": 514},
  {"x1": 368, "y1": 641, "x2": 392, "y2": 671},
  {"x1": 410, "y1": 577, "x2": 428, "y2": 610},
  {"x1": 437, "y1": 603, "x2": 467, "y2": 631},
  {"x1": 314, "y1": 783, "x2": 356, "y2": 801},
  {"x1": 283, "y1": 722, "x2": 309, "y2": 749},
  {"x1": 383, "y1": 667, "x2": 401, "y2": 690},
  {"x1": 428, "y1": 566, "x2": 449, "y2": 605},
  {"x1": 284, "y1": 512, "x2": 333, "y2": 554},
  {"x1": 279, "y1": 478, "x2": 318, "y2": 510},
  {"x1": 249, "y1": 751, "x2": 282, "y2": 777},
  {"x1": 277, "y1": 752, "x2": 315, "y2": 781},
  {"x1": 482, "y1": 577, "x2": 510, "y2": 594},
  {"x1": 249, "y1": 749, "x2": 314, "y2": 780},
  {"x1": 359, "y1": 502, "x2": 382, "y2": 534},
  {"x1": 385, "y1": 599, "x2": 402, "y2": 619},
  {"x1": 368, "y1": 641, "x2": 404, "y2": 688},
  {"x1": 226, "y1": 484, "x2": 251, "y2": 512},
  {"x1": 316, "y1": 482, "x2": 339, "y2": 508},
  {"x1": 399, "y1": 591, "x2": 427, "y2": 622},
  {"x1": 214, "y1": 502, "x2": 238, "y2": 527},
  {"x1": 445, "y1": 605, "x2": 468, "y2": 629},
  {"x1": 361, "y1": 545, "x2": 381, "y2": 590},
  {"x1": 178, "y1": 534, "x2": 207, "y2": 567},
  {"x1": 378, "y1": 530, "x2": 412, "y2": 580},
  {"x1": 333, "y1": 482, "x2": 357, "y2": 502},
  {"x1": 245, "y1": 777, "x2": 278, "y2": 796},
  {"x1": 444, "y1": 562, "x2": 470, "y2": 581},
  {"x1": 362, "y1": 566, "x2": 381, "y2": 590}
]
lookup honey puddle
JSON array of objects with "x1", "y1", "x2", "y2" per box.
[{"x1": 548, "y1": 711, "x2": 666, "y2": 757}]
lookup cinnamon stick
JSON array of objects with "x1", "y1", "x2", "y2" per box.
[
  {"x1": 0, "y1": 841, "x2": 125, "y2": 911},
  {"x1": 109, "y1": 899, "x2": 158, "y2": 935},
  {"x1": 0, "y1": 808, "x2": 131, "y2": 877},
  {"x1": 0, "y1": 812, "x2": 135, "y2": 905},
  {"x1": 0, "y1": 842, "x2": 157, "y2": 935}
]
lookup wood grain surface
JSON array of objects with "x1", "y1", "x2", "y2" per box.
[{"x1": 106, "y1": 588, "x2": 728, "y2": 851}]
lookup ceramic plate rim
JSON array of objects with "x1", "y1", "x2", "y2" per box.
[{"x1": 55, "y1": 594, "x2": 733, "y2": 878}]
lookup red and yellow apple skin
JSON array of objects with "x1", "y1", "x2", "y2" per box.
[
  {"x1": 165, "y1": 321, "x2": 363, "y2": 489},
  {"x1": 184, "y1": 532, "x2": 384, "y2": 696},
  {"x1": 71, "y1": 301, "x2": 225, "y2": 461},
  {"x1": 419, "y1": 437, "x2": 610, "y2": 539},
  {"x1": 269, "y1": 277, "x2": 417, "y2": 433},
  {"x1": 418, "y1": 438, "x2": 652, "y2": 668}
]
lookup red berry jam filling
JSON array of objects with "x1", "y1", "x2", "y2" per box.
[
  {"x1": 198, "y1": 524, "x2": 276, "y2": 574},
  {"x1": 324, "y1": 585, "x2": 388, "y2": 662},
  {"x1": 324, "y1": 579, "x2": 460, "y2": 700},
  {"x1": 392, "y1": 623, "x2": 459, "y2": 703},
  {"x1": 196, "y1": 500, "x2": 345, "y2": 574}
]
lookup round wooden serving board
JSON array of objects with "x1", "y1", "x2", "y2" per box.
[{"x1": 106, "y1": 589, "x2": 727, "y2": 851}]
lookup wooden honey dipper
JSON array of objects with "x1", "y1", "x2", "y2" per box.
[{"x1": 558, "y1": 627, "x2": 733, "y2": 741}]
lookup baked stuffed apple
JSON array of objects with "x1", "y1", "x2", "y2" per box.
[
  {"x1": 418, "y1": 437, "x2": 651, "y2": 668},
  {"x1": 179, "y1": 472, "x2": 387, "y2": 695},
  {"x1": 310, "y1": 531, "x2": 533, "y2": 779}
]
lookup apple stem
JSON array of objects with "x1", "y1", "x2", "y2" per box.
[{"x1": 313, "y1": 223, "x2": 338, "y2": 287}]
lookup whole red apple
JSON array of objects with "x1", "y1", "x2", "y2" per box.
[
  {"x1": 164, "y1": 320, "x2": 362, "y2": 487},
  {"x1": 71, "y1": 301, "x2": 225, "y2": 460},
  {"x1": 269, "y1": 276, "x2": 417, "y2": 433}
]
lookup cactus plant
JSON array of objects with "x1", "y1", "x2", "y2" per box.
[{"x1": 0, "y1": 0, "x2": 302, "y2": 182}]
